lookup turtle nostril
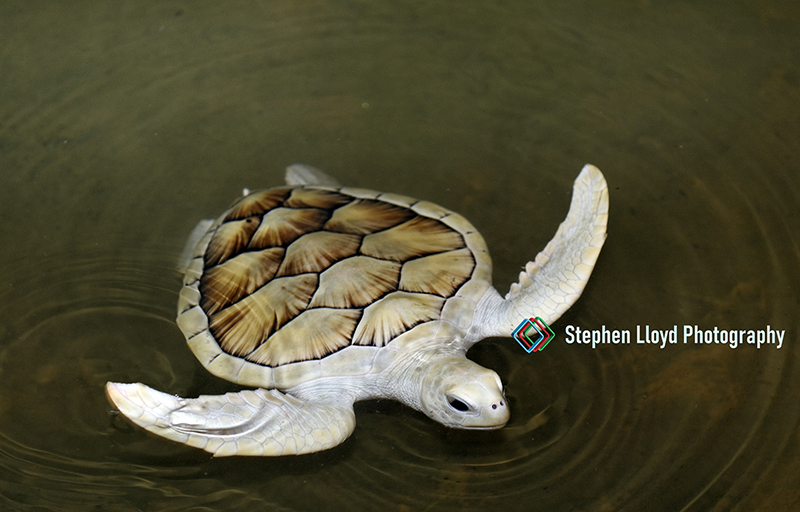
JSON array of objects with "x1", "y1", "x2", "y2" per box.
[{"x1": 492, "y1": 404, "x2": 497, "y2": 410}]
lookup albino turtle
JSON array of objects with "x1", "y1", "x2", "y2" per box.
[{"x1": 106, "y1": 163, "x2": 608, "y2": 457}]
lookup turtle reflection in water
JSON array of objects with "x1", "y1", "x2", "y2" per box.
[{"x1": 107, "y1": 164, "x2": 608, "y2": 456}]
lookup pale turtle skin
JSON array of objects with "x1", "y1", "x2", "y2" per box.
[{"x1": 106, "y1": 164, "x2": 608, "y2": 457}]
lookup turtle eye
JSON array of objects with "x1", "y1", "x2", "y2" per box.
[{"x1": 447, "y1": 396, "x2": 470, "y2": 412}]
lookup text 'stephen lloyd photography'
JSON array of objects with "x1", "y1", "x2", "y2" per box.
[{"x1": 564, "y1": 324, "x2": 786, "y2": 350}]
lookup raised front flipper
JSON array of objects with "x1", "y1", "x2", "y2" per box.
[
  {"x1": 475, "y1": 165, "x2": 608, "y2": 339},
  {"x1": 106, "y1": 382, "x2": 356, "y2": 456}
]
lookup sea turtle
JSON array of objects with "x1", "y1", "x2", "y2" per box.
[{"x1": 106, "y1": 163, "x2": 608, "y2": 457}]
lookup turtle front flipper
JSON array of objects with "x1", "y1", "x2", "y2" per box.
[
  {"x1": 106, "y1": 382, "x2": 356, "y2": 456},
  {"x1": 475, "y1": 165, "x2": 608, "y2": 338}
]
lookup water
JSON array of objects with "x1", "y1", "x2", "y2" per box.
[{"x1": 1, "y1": 1, "x2": 798, "y2": 510}]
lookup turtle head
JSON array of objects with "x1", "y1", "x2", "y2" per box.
[{"x1": 419, "y1": 357, "x2": 509, "y2": 430}]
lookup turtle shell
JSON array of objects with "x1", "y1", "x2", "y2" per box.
[{"x1": 176, "y1": 184, "x2": 493, "y2": 389}]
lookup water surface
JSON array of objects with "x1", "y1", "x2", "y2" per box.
[{"x1": 1, "y1": 1, "x2": 798, "y2": 510}]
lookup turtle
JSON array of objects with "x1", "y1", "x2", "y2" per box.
[{"x1": 106, "y1": 163, "x2": 608, "y2": 457}]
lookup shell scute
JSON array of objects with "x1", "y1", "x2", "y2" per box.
[
  {"x1": 205, "y1": 216, "x2": 261, "y2": 267},
  {"x1": 284, "y1": 188, "x2": 351, "y2": 209},
  {"x1": 225, "y1": 188, "x2": 292, "y2": 221},
  {"x1": 246, "y1": 308, "x2": 361, "y2": 366},
  {"x1": 200, "y1": 248, "x2": 285, "y2": 315},
  {"x1": 249, "y1": 207, "x2": 330, "y2": 249},
  {"x1": 309, "y1": 256, "x2": 400, "y2": 308},
  {"x1": 360, "y1": 217, "x2": 465, "y2": 261},
  {"x1": 209, "y1": 274, "x2": 318, "y2": 357},
  {"x1": 411, "y1": 200, "x2": 451, "y2": 220},
  {"x1": 399, "y1": 248, "x2": 475, "y2": 297},
  {"x1": 276, "y1": 231, "x2": 361, "y2": 276},
  {"x1": 352, "y1": 291, "x2": 445, "y2": 347},
  {"x1": 323, "y1": 199, "x2": 415, "y2": 234}
]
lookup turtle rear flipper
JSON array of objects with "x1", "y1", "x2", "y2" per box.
[
  {"x1": 285, "y1": 163, "x2": 341, "y2": 187},
  {"x1": 106, "y1": 382, "x2": 356, "y2": 456}
]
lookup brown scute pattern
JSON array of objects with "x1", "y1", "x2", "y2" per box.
[
  {"x1": 324, "y1": 199, "x2": 415, "y2": 234},
  {"x1": 200, "y1": 184, "x2": 478, "y2": 367},
  {"x1": 352, "y1": 292, "x2": 445, "y2": 347},
  {"x1": 276, "y1": 231, "x2": 361, "y2": 276},
  {"x1": 360, "y1": 216, "x2": 465, "y2": 261},
  {"x1": 224, "y1": 187, "x2": 292, "y2": 221},
  {"x1": 309, "y1": 256, "x2": 401, "y2": 308},
  {"x1": 209, "y1": 274, "x2": 318, "y2": 356},
  {"x1": 200, "y1": 248, "x2": 285, "y2": 315},
  {"x1": 399, "y1": 248, "x2": 475, "y2": 297},
  {"x1": 205, "y1": 216, "x2": 261, "y2": 267},
  {"x1": 248, "y1": 207, "x2": 330, "y2": 250},
  {"x1": 284, "y1": 188, "x2": 352, "y2": 209},
  {"x1": 246, "y1": 308, "x2": 361, "y2": 366}
]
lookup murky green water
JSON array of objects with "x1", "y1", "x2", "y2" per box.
[{"x1": 1, "y1": 1, "x2": 798, "y2": 510}]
